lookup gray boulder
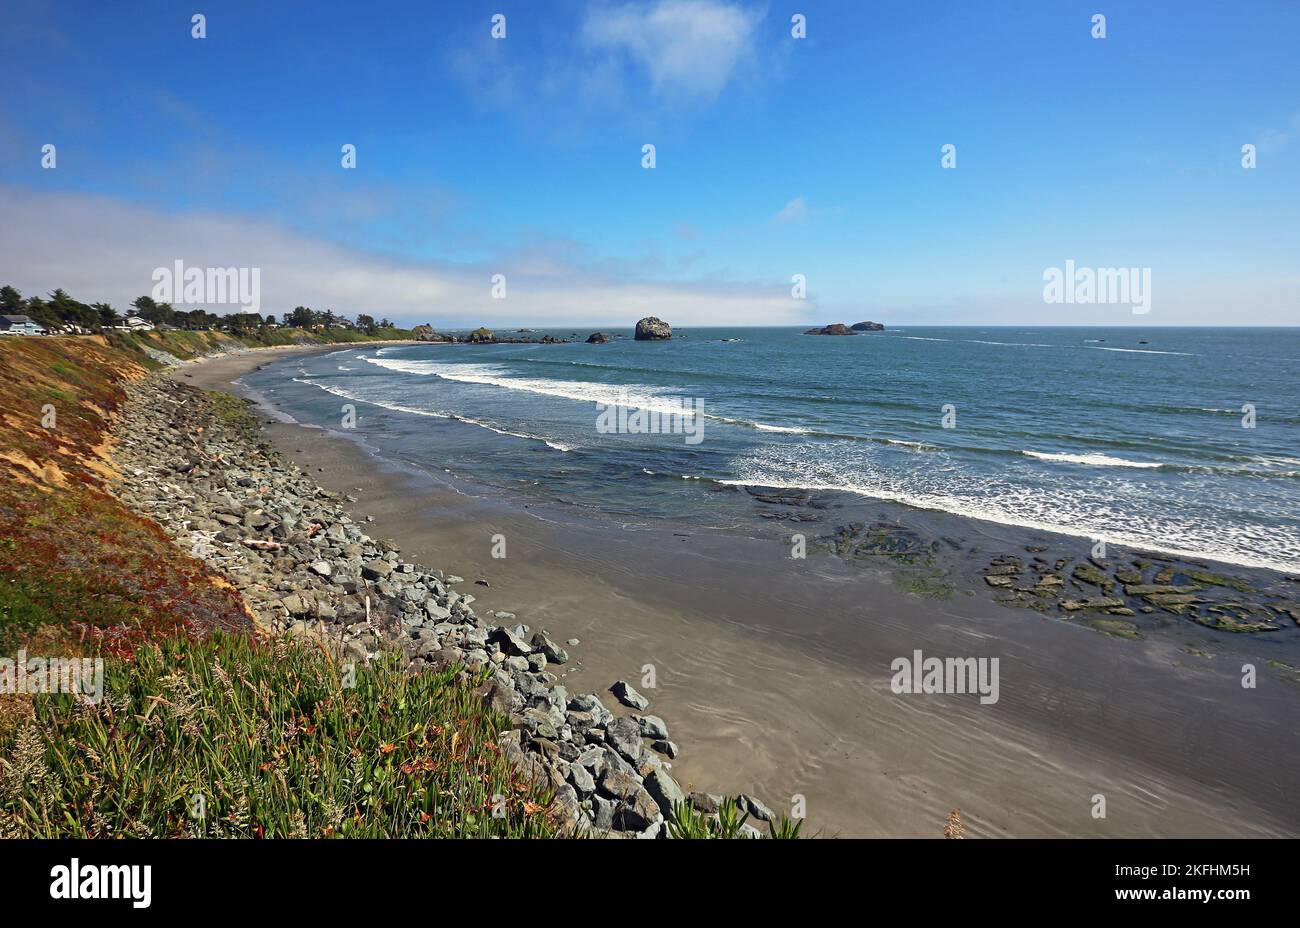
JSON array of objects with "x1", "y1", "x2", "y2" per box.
[
  {"x1": 610, "y1": 680, "x2": 649, "y2": 710},
  {"x1": 739, "y1": 794, "x2": 775, "y2": 822},
  {"x1": 636, "y1": 715, "x2": 669, "y2": 740},
  {"x1": 605, "y1": 716, "x2": 645, "y2": 764},
  {"x1": 489, "y1": 625, "x2": 532, "y2": 655},
  {"x1": 643, "y1": 769, "x2": 686, "y2": 820},
  {"x1": 530, "y1": 632, "x2": 569, "y2": 664}
]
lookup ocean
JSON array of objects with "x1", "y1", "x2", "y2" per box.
[{"x1": 242, "y1": 326, "x2": 1300, "y2": 574}]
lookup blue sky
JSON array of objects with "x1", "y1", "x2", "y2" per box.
[{"x1": 1, "y1": 0, "x2": 1297, "y2": 326}]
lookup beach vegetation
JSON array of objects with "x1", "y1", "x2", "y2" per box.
[
  {"x1": 0, "y1": 632, "x2": 558, "y2": 838},
  {"x1": 666, "y1": 798, "x2": 804, "y2": 839},
  {"x1": 0, "y1": 335, "x2": 560, "y2": 840},
  {"x1": 0, "y1": 283, "x2": 411, "y2": 344}
]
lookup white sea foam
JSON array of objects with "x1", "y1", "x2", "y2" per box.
[
  {"x1": 722, "y1": 444, "x2": 1299, "y2": 572},
  {"x1": 362, "y1": 355, "x2": 824, "y2": 434},
  {"x1": 290, "y1": 377, "x2": 573, "y2": 451},
  {"x1": 1023, "y1": 450, "x2": 1164, "y2": 469},
  {"x1": 362, "y1": 357, "x2": 698, "y2": 419},
  {"x1": 642, "y1": 468, "x2": 701, "y2": 479},
  {"x1": 1088, "y1": 346, "x2": 1193, "y2": 356},
  {"x1": 967, "y1": 340, "x2": 1055, "y2": 348}
]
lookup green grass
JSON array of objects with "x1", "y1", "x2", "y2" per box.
[
  {"x1": 667, "y1": 798, "x2": 804, "y2": 839},
  {"x1": 0, "y1": 631, "x2": 559, "y2": 838}
]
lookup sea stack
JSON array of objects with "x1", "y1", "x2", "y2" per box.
[
  {"x1": 851, "y1": 321, "x2": 885, "y2": 331},
  {"x1": 411, "y1": 323, "x2": 451, "y2": 342},
  {"x1": 804, "y1": 323, "x2": 854, "y2": 335},
  {"x1": 634, "y1": 317, "x2": 672, "y2": 340},
  {"x1": 586, "y1": 332, "x2": 612, "y2": 344}
]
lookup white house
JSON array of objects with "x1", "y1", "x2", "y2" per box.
[
  {"x1": 0, "y1": 314, "x2": 47, "y2": 336},
  {"x1": 123, "y1": 316, "x2": 155, "y2": 332}
]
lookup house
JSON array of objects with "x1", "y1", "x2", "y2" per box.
[
  {"x1": 0, "y1": 314, "x2": 47, "y2": 336},
  {"x1": 124, "y1": 316, "x2": 155, "y2": 332}
]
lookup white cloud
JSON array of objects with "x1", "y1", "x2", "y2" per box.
[
  {"x1": 582, "y1": 0, "x2": 759, "y2": 102},
  {"x1": 0, "y1": 187, "x2": 810, "y2": 328},
  {"x1": 772, "y1": 196, "x2": 807, "y2": 225},
  {"x1": 1258, "y1": 111, "x2": 1300, "y2": 153}
]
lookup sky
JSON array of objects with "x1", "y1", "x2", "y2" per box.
[{"x1": 0, "y1": 0, "x2": 1297, "y2": 327}]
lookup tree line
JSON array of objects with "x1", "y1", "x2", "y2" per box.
[{"x1": 0, "y1": 285, "x2": 397, "y2": 335}]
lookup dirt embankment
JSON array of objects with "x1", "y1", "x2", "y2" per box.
[{"x1": 0, "y1": 336, "x2": 251, "y2": 656}]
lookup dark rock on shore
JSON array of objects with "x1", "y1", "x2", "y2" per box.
[
  {"x1": 634, "y1": 316, "x2": 672, "y2": 340},
  {"x1": 980, "y1": 547, "x2": 1292, "y2": 636},
  {"x1": 610, "y1": 680, "x2": 650, "y2": 710},
  {"x1": 814, "y1": 510, "x2": 1295, "y2": 648}
]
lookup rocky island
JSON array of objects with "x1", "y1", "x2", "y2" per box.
[
  {"x1": 805, "y1": 321, "x2": 885, "y2": 335},
  {"x1": 634, "y1": 316, "x2": 672, "y2": 340}
]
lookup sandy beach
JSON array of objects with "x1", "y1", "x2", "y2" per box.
[{"x1": 173, "y1": 345, "x2": 1300, "y2": 838}]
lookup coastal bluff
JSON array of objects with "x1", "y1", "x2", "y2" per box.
[{"x1": 0, "y1": 334, "x2": 786, "y2": 838}]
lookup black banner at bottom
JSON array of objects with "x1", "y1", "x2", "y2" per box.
[{"x1": 0, "y1": 837, "x2": 1280, "y2": 914}]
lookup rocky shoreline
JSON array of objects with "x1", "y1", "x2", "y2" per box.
[{"x1": 108, "y1": 371, "x2": 777, "y2": 838}]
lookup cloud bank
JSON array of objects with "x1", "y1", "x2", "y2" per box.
[{"x1": 0, "y1": 187, "x2": 810, "y2": 328}]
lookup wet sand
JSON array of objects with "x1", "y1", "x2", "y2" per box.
[{"x1": 174, "y1": 347, "x2": 1300, "y2": 837}]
